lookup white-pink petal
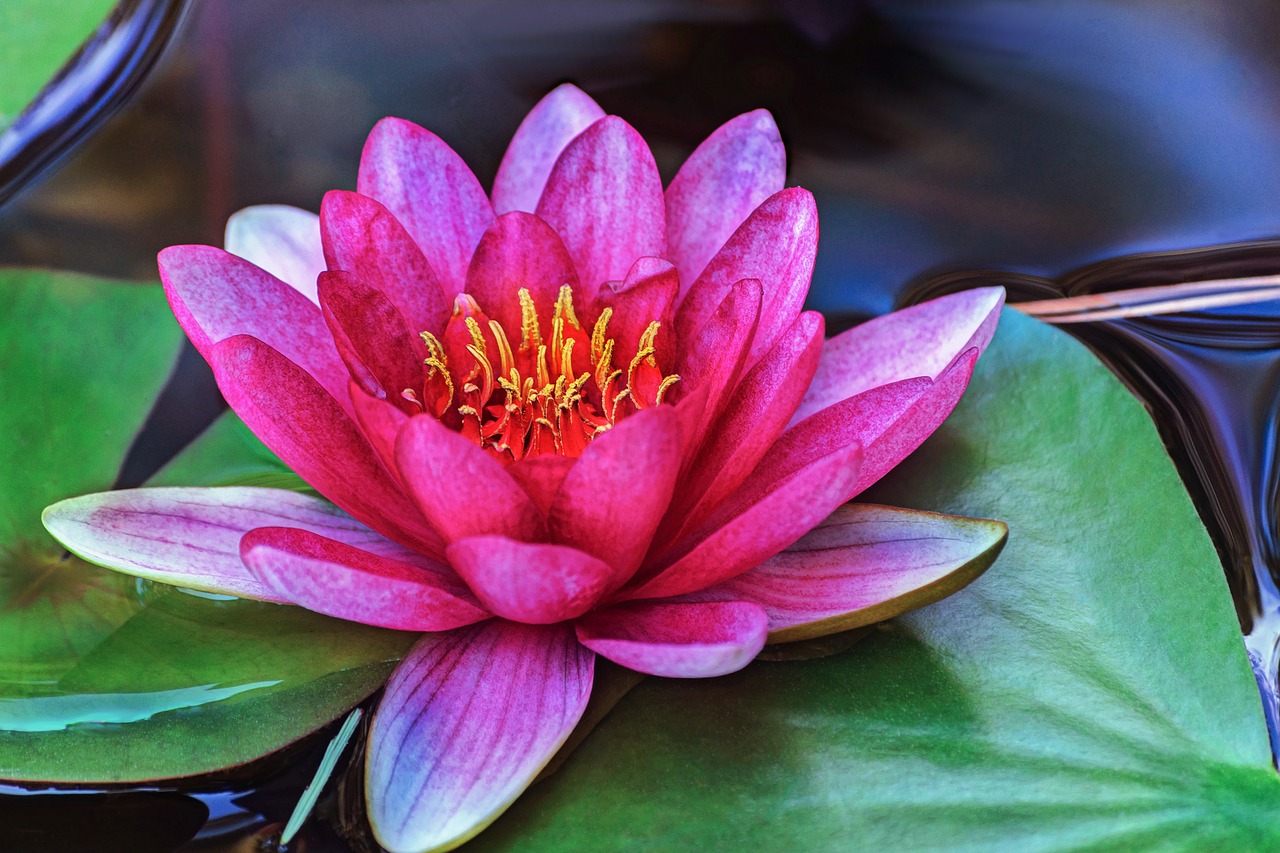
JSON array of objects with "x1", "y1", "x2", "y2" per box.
[
  {"x1": 223, "y1": 205, "x2": 326, "y2": 304},
  {"x1": 575, "y1": 600, "x2": 767, "y2": 678},
  {"x1": 491, "y1": 83, "x2": 605, "y2": 215}
]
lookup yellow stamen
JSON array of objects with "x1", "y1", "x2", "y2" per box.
[
  {"x1": 490, "y1": 321, "x2": 515, "y2": 377},
  {"x1": 655, "y1": 374, "x2": 682, "y2": 404},
  {"x1": 518, "y1": 288, "x2": 542, "y2": 352},
  {"x1": 554, "y1": 284, "x2": 580, "y2": 329},
  {"x1": 590, "y1": 308, "x2": 613, "y2": 365},
  {"x1": 636, "y1": 321, "x2": 661, "y2": 367}
]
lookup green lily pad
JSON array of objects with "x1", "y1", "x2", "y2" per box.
[
  {"x1": 473, "y1": 308, "x2": 1280, "y2": 850},
  {"x1": 0, "y1": 271, "x2": 413, "y2": 783}
]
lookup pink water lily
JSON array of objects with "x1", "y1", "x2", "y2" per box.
[{"x1": 43, "y1": 85, "x2": 1007, "y2": 853}]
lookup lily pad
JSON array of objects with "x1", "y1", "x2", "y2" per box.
[
  {"x1": 0, "y1": 271, "x2": 413, "y2": 783},
  {"x1": 0, "y1": 1, "x2": 117, "y2": 130},
  {"x1": 472, "y1": 308, "x2": 1280, "y2": 850}
]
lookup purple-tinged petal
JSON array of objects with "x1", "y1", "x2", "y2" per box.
[
  {"x1": 666, "y1": 110, "x2": 785, "y2": 294},
  {"x1": 675, "y1": 187, "x2": 817, "y2": 365},
  {"x1": 464, "y1": 211, "x2": 581, "y2": 335},
  {"x1": 42, "y1": 486, "x2": 402, "y2": 602},
  {"x1": 549, "y1": 407, "x2": 681, "y2": 583},
  {"x1": 224, "y1": 205, "x2": 325, "y2": 303},
  {"x1": 795, "y1": 287, "x2": 1004, "y2": 422},
  {"x1": 575, "y1": 600, "x2": 767, "y2": 678},
  {"x1": 712, "y1": 504, "x2": 1007, "y2": 642},
  {"x1": 447, "y1": 536, "x2": 613, "y2": 624},
  {"x1": 395, "y1": 414, "x2": 547, "y2": 543},
  {"x1": 358, "y1": 117, "x2": 495, "y2": 296},
  {"x1": 241, "y1": 527, "x2": 489, "y2": 631},
  {"x1": 159, "y1": 245, "x2": 350, "y2": 410},
  {"x1": 320, "y1": 190, "x2": 451, "y2": 336},
  {"x1": 367, "y1": 621, "x2": 593, "y2": 853},
  {"x1": 491, "y1": 83, "x2": 605, "y2": 215},
  {"x1": 536, "y1": 116, "x2": 666, "y2": 302},
  {"x1": 210, "y1": 335, "x2": 446, "y2": 557}
]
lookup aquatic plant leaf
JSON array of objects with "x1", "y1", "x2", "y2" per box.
[
  {"x1": 469, "y1": 308, "x2": 1280, "y2": 851},
  {"x1": 0, "y1": 272, "x2": 413, "y2": 783},
  {"x1": 0, "y1": 0, "x2": 116, "y2": 130}
]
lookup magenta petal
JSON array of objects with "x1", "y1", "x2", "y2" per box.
[
  {"x1": 675, "y1": 278, "x2": 762, "y2": 451},
  {"x1": 464, "y1": 211, "x2": 581, "y2": 333},
  {"x1": 593, "y1": 258, "x2": 679, "y2": 368},
  {"x1": 447, "y1": 536, "x2": 614, "y2": 624},
  {"x1": 209, "y1": 335, "x2": 445, "y2": 557},
  {"x1": 575, "y1": 600, "x2": 767, "y2": 678},
  {"x1": 507, "y1": 455, "x2": 575, "y2": 517},
  {"x1": 665, "y1": 110, "x2": 786, "y2": 294},
  {"x1": 159, "y1": 245, "x2": 350, "y2": 410},
  {"x1": 796, "y1": 286, "x2": 1004, "y2": 422},
  {"x1": 549, "y1": 407, "x2": 681, "y2": 582},
  {"x1": 491, "y1": 83, "x2": 605, "y2": 215},
  {"x1": 224, "y1": 205, "x2": 325, "y2": 303},
  {"x1": 318, "y1": 270, "x2": 425, "y2": 404},
  {"x1": 241, "y1": 527, "x2": 489, "y2": 631},
  {"x1": 357, "y1": 117, "x2": 495, "y2": 296},
  {"x1": 536, "y1": 116, "x2": 666, "y2": 302},
  {"x1": 675, "y1": 187, "x2": 817, "y2": 365},
  {"x1": 42, "y1": 486, "x2": 408, "y2": 602},
  {"x1": 713, "y1": 504, "x2": 1007, "y2": 642},
  {"x1": 367, "y1": 621, "x2": 593, "y2": 853},
  {"x1": 319, "y1": 190, "x2": 451, "y2": 336},
  {"x1": 395, "y1": 414, "x2": 547, "y2": 542},
  {"x1": 349, "y1": 382, "x2": 409, "y2": 480}
]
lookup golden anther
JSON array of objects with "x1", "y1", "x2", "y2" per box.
[
  {"x1": 590, "y1": 308, "x2": 613, "y2": 364},
  {"x1": 464, "y1": 317, "x2": 487, "y2": 357},
  {"x1": 518, "y1": 288, "x2": 542, "y2": 352},
  {"x1": 553, "y1": 284, "x2": 580, "y2": 329},
  {"x1": 490, "y1": 320, "x2": 515, "y2": 376},
  {"x1": 655, "y1": 374, "x2": 682, "y2": 404},
  {"x1": 636, "y1": 321, "x2": 662, "y2": 367}
]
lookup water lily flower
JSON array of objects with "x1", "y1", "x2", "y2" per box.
[{"x1": 44, "y1": 85, "x2": 1007, "y2": 853}]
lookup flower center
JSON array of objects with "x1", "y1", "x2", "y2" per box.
[{"x1": 404, "y1": 285, "x2": 680, "y2": 462}]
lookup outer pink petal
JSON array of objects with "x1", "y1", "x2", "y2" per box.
[
  {"x1": 367, "y1": 621, "x2": 593, "y2": 853},
  {"x1": 665, "y1": 109, "x2": 786, "y2": 295},
  {"x1": 463, "y1": 211, "x2": 580, "y2": 334},
  {"x1": 491, "y1": 83, "x2": 606, "y2": 215},
  {"x1": 795, "y1": 287, "x2": 1004, "y2": 422},
  {"x1": 709, "y1": 504, "x2": 1007, "y2": 642},
  {"x1": 349, "y1": 381, "x2": 409, "y2": 481},
  {"x1": 447, "y1": 536, "x2": 614, "y2": 624},
  {"x1": 357, "y1": 117, "x2": 495, "y2": 296},
  {"x1": 675, "y1": 187, "x2": 817, "y2": 365},
  {"x1": 318, "y1": 270, "x2": 425, "y2": 405},
  {"x1": 209, "y1": 335, "x2": 445, "y2": 557},
  {"x1": 319, "y1": 190, "x2": 451, "y2": 336},
  {"x1": 241, "y1": 526, "x2": 489, "y2": 631},
  {"x1": 575, "y1": 600, "x2": 767, "y2": 678},
  {"x1": 549, "y1": 407, "x2": 681, "y2": 582},
  {"x1": 395, "y1": 414, "x2": 546, "y2": 543},
  {"x1": 42, "y1": 486, "x2": 410, "y2": 602},
  {"x1": 224, "y1": 205, "x2": 325, "y2": 303},
  {"x1": 159, "y1": 245, "x2": 350, "y2": 410},
  {"x1": 536, "y1": 115, "x2": 666, "y2": 302}
]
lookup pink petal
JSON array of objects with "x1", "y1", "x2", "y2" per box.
[
  {"x1": 536, "y1": 116, "x2": 666, "y2": 302},
  {"x1": 593, "y1": 257, "x2": 679, "y2": 369},
  {"x1": 209, "y1": 335, "x2": 445, "y2": 557},
  {"x1": 507, "y1": 455, "x2": 575, "y2": 517},
  {"x1": 712, "y1": 503, "x2": 1006, "y2": 642},
  {"x1": 675, "y1": 187, "x2": 817, "y2": 366},
  {"x1": 575, "y1": 600, "x2": 767, "y2": 678},
  {"x1": 42, "y1": 486, "x2": 409, "y2": 602},
  {"x1": 318, "y1": 270, "x2": 425, "y2": 405},
  {"x1": 357, "y1": 117, "x2": 495, "y2": 296},
  {"x1": 395, "y1": 414, "x2": 546, "y2": 543},
  {"x1": 549, "y1": 407, "x2": 681, "y2": 582},
  {"x1": 447, "y1": 536, "x2": 614, "y2": 624},
  {"x1": 159, "y1": 245, "x2": 350, "y2": 411},
  {"x1": 665, "y1": 110, "x2": 786, "y2": 295},
  {"x1": 796, "y1": 286, "x2": 1004, "y2": 422},
  {"x1": 241, "y1": 526, "x2": 489, "y2": 631},
  {"x1": 463, "y1": 211, "x2": 581, "y2": 335},
  {"x1": 223, "y1": 205, "x2": 325, "y2": 303},
  {"x1": 319, "y1": 190, "x2": 451, "y2": 337},
  {"x1": 367, "y1": 621, "x2": 593, "y2": 853},
  {"x1": 491, "y1": 83, "x2": 606, "y2": 215},
  {"x1": 349, "y1": 381, "x2": 409, "y2": 480}
]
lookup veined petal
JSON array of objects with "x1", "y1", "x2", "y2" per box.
[
  {"x1": 712, "y1": 504, "x2": 1007, "y2": 642},
  {"x1": 42, "y1": 486, "x2": 404, "y2": 602},
  {"x1": 492, "y1": 83, "x2": 605, "y2": 215},
  {"x1": 349, "y1": 381, "x2": 410, "y2": 481},
  {"x1": 224, "y1": 205, "x2": 325, "y2": 303},
  {"x1": 318, "y1": 270, "x2": 425, "y2": 406},
  {"x1": 593, "y1": 257, "x2": 679, "y2": 369},
  {"x1": 464, "y1": 211, "x2": 581, "y2": 334},
  {"x1": 320, "y1": 190, "x2": 451, "y2": 337},
  {"x1": 795, "y1": 287, "x2": 1004, "y2": 422},
  {"x1": 209, "y1": 335, "x2": 446, "y2": 557},
  {"x1": 536, "y1": 116, "x2": 666, "y2": 302},
  {"x1": 575, "y1": 600, "x2": 767, "y2": 678},
  {"x1": 666, "y1": 109, "x2": 785, "y2": 295},
  {"x1": 159, "y1": 245, "x2": 350, "y2": 410},
  {"x1": 367, "y1": 622, "x2": 593, "y2": 853},
  {"x1": 395, "y1": 414, "x2": 546, "y2": 543},
  {"x1": 241, "y1": 527, "x2": 489, "y2": 631},
  {"x1": 358, "y1": 117, "x2": 495, "y2": 296},
  {"x1": 447, "y1": 536, "x2": 613, "y2": 624}
]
